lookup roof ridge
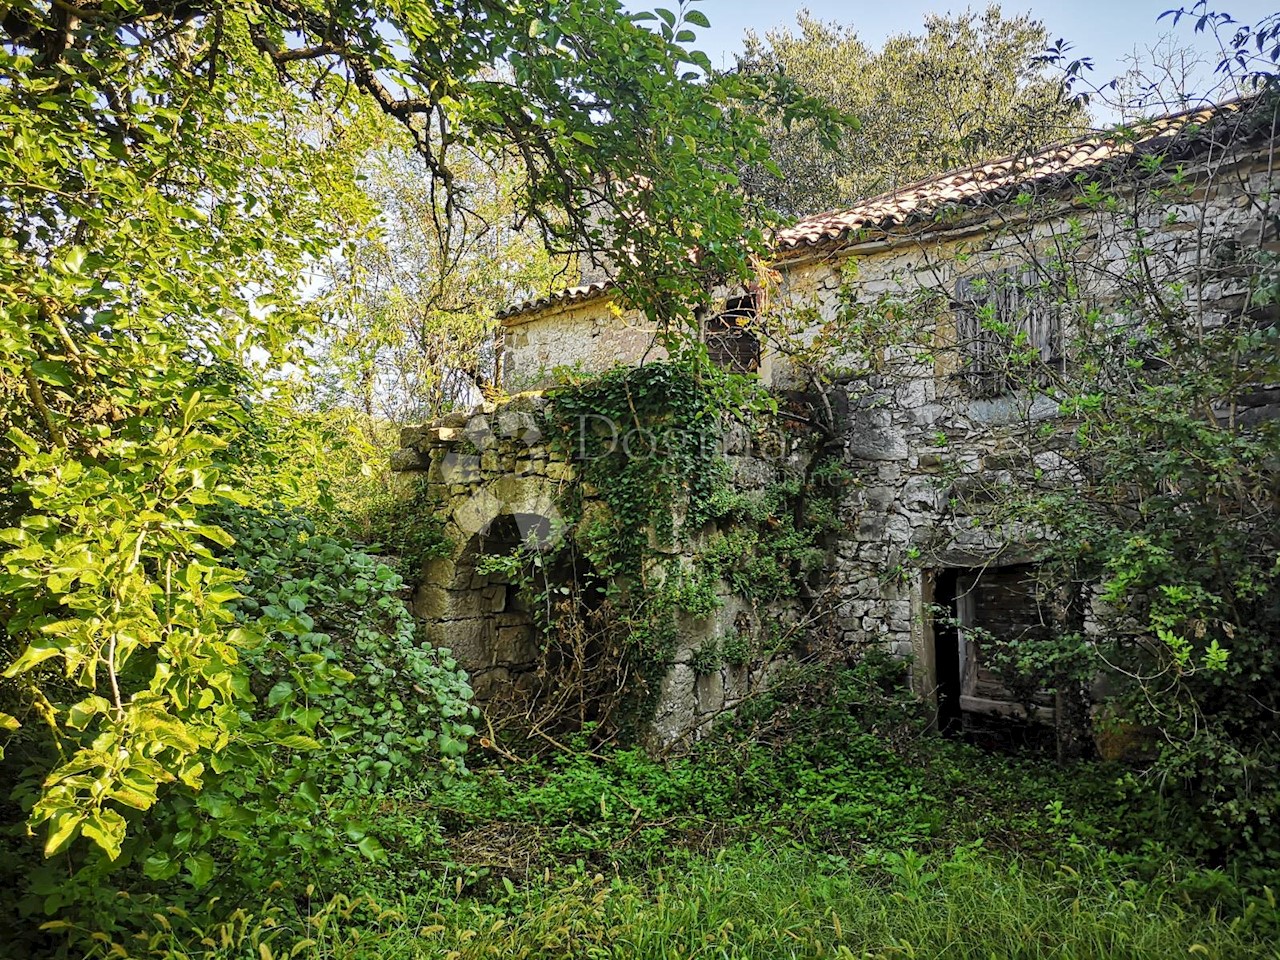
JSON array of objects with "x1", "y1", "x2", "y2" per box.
[
  {"x1": 774, "y1": 94, "x2": 1266, "y2": 252},
  {"x1": 786, "y1": 95, "x2": 1250, "y2": 230},
  {"x1": 497, "y1": 94, "x2": 1271, "y2": 321}
]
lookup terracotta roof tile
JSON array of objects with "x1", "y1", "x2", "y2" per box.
[
  {"x1": 497, "y1": 280, "x2": 614, "y2": 322},
  {"x1": 774, "y1": 98, "x2": 1257, "y2": 252},
  {"x1": 498, "y1": 97, "x2": 1268, "y2": 320}
]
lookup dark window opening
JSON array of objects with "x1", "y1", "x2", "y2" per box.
[
  {"x1": 705, "y1": 294, "x2": 760, "y2": 374},
  {"x1": 955, "y1": 269, "x2": 1061, "y2": 397}
]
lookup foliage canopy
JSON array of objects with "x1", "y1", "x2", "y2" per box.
[
  {"x1": 737, "y1": 6, "x2": 1086, "y2": 217},
  {"x1": 0, "y1": 0, "x2": 832, "y2": 862}
]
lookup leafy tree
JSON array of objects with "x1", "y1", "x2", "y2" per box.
[
  {"x1": 0, "y1": 0, "x2": 834, "y2": 863},
  {"x1": 0, "y1": 11, "x2": 367, "y2": 864},
  {"x1": 317, "y1": 135, "x2": 569, "y2": 424},
  {"x1": 737, "y1": 5, "x2": 1087, "y2": 217}
]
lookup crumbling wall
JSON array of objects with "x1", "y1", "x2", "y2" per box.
[
  {"x1": 501, "y1": 298, "x2": 660, "y2": 392},
  {"x1": 393, "y1": 394, "x2": 806, "y2": 742},
  {"x1": 762, "y1": 152, "x2": 1277, "y2": 719}
]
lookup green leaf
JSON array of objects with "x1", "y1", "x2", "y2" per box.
[
  {"x1": 3, "y1": 638, "x2": 64, "y2": 677},
  {"x1": 194, "y1": 524, "x2": 236, "y2": 548},
  {"x1": 30, "y1": 360, "x2": 74, "y2": 386},
  {"x1": 297, "y1": 780, "x2": 321, "y2": 808},
  {"x1": 180, "y1": 389, "x2": 202, "y2": 429},
  {"x1": 185, "y1": 852, "x2": 216, "y2": 888},
  {"x1": 66, "y1": 695, "x2": 111, "y2": 731},
  {"x1": 267, "y1": 681, "x2": 295, "y2": 707},
  {"x1": 273, "y1": 734, "x2": 323, "y2": 751},
  {"x1": 5, "y1": 427, "x2": 39, "y2": 457},
  {"x1": 684, "y1": 9, "x2": 711, "y2": 27},
  {"x1": 43, "y1": 810, "x2": 82, "y2": 857},
  {"x1": 356, "y1": 836, "x2": 386, "y2": 861},
  {"x1": 61, "y1": 247, "x2": 87, "y2": 273},
  {"x1": 81, "y1": 809, "x2": 127, "y2": 860},
  {"x1": 143, "y1": 852, "x2": 179, "y2": 880}
]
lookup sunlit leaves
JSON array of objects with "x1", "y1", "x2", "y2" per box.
[
  {"x1": 0, "y1": 0, "x2": 828, "y2": 864},
  {"x1": 0, "y1": 0, "x2": 367, "y2": 858}
]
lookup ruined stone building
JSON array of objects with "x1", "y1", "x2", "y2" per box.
[{"x1": 394, "y1": 97, "x2": 1279, "y2": 744}]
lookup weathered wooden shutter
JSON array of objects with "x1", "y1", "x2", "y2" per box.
[
  {"x1": 955, "y1": 275, "x2": 1007, "y2": 396},
  {"x1": 1015, "y1": 267, "x2": 1060, "y2": 364},
  {"x1": 955, "y1": 268, "x2": 1060, "y2": 395}
]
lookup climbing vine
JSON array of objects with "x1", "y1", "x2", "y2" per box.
[{"x1": 478, "y1": 359, "x2": 851, "y2": 741}]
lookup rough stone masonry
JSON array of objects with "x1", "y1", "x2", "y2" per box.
[{"x1": 394, "y1": 98, "x2": 1280, "y2": 743}]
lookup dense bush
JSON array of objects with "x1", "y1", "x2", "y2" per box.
[{"x1": 0, "y1": 505, "x2": 475, "y2": 956}]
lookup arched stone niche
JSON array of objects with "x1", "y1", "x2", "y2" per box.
[{"x1": 415, "y1": 508, "x2": 562, "y2": 700}]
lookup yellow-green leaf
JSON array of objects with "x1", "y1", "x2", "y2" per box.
[
  {"x1": 3, "y1": 638, "x2": 64, "y2": 678},
  {"x1": 81, "y1": 808, "x2": 127, "y2": 860}
]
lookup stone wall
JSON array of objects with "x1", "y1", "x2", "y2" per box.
[
  {"x1": 394, "y1": 395, "x2": 807, "y2": 742},
  {"x1": 761, "y1": 150, "x2": 1277, "y2": 716},
  {"x1": 402, "y1": 141, "x2": 1277, "y2": 737},
  {"x1": 501, "y1": 298, "x2": 661, "y2": 392}
]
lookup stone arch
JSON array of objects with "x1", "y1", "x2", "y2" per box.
[
  {"x1": 411, "y1": 468, "x2": 579, "y2": 699},
  {"x1": 435, "y1": 514, "x2": 546, "y2": 699}
]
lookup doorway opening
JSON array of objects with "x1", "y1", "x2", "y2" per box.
[{"x1": 930, "y1": 564, "x2": 1057, "y2": 741}]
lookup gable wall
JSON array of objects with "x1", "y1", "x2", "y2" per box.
[{"x1": 502, "y1": 298, "x2": 659, "y2": 391}]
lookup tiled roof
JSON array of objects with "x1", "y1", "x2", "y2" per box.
[
  {"x1": 497, "y1": 280, "x2": 614, "y2": 322},
  {"x1": 774, "y1": 97, "x2": 1258, "y2": 253},
  {"x1": 498, "y1": 97, "x2": 1267, "y2": 320}
]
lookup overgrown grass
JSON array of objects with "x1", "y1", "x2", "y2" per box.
[
  {"x1": 98, "y1": 846, "x2": 1280, "y2": 959},
  {"x1": 21, "y1": 661, "x2": 1280, "y2": 959}
]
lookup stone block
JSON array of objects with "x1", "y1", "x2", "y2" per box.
[
  {"x1": 859, "y1": 485, "x2": 896, "y2": 510},
  {"x1": 916, "y1": 455, "x2": 947, "y2": 476},
  {"x1": 390, "y1": 447, "x2": 428, "y2": 472},
  {"x1": 722, "y1": 664, "x2": 750, "y2": 702},
  {"x1": 722, "y1": 422, "x2": 752, "y2": 455},
  {"x1": 729, "y1": 456, "x2": 775, "y2": 488},
  {"x1": 471, "y1": 667, "x2": 509, "y2": 700},
  {"x1": 413, "y1": 584, "x2": 449, "y2": 620},
  {"x1": 481, "y1": 584, "x2": 507, "y2": 612},
  {"x1": 439, "y1": 618, "x2": 491, "y2": 670},
  {"x1": 846, "y1": 408, "x2": 908, "y2": 462},
  {"x1": 545, "y1": 460, "x2": 573, "y2": 481},
  {"x1": 493, "y1": 625, "x2": 538, "y2": 666},
  {"x1": 900, "y1": 476, "x2": 940, "y2": 513},
  {"x1": 399, "y1": 425, "x2": 429, "y2": 448},
  {"x1": 695, "y1": 670, "x2": 725, "y2": 714},
  {"x1": 650, "y1": 663, "x2": 697, "y2": 744}
]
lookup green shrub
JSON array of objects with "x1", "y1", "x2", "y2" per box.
[{"x1": 0, "y1": 505, "x2": 477, "y2": 955}]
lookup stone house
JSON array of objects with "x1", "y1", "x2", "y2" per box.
[{"x1": 395, "y1": 96, "x2": 1279, "y2": 743}]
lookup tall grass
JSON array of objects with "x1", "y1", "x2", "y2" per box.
[{"x1": 101, "y1": 846, "x2": 1279, "y2": 959}]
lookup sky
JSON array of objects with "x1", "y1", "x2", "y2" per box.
[{"x1": 682, "y1": 0, "x2": 1279, "y2": 116}]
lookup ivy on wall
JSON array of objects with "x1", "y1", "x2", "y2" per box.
[{"x1": 479, "y1": 359, "x2": 851, "y2": 741}]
